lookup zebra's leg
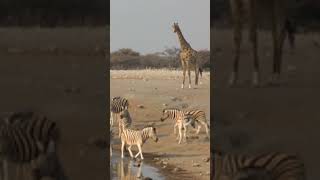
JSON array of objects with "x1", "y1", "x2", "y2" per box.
[
  {"x1": 196, "y1": 123, "x2": 202, "y2": 135},
  {"x1": 204, "y1": 123, "x2": 210, "y2": 138},
  {"x1": 183, "y1": 124, "x2": 187, "y2": 143},
  {"x1": 127, "y1": 145, "x2": 134, "y2": 158},
  {"x1": 121, "y1": 141, "x2": 125, "y2": 159},
  {"x1": 137, "y1": 144, "x2": 144, "y2": 160},
  {"x1": 176, "y1": 123, "x2": 181, "y2": 141},
  {"x1": 173, "y1": 123, "x2": 177, "y2": 135},
  {"x1": 178, "y1": 124, "x2": 182, "y2": 144}
]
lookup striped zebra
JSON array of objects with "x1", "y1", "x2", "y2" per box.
[
  {"x1": 0, "y1": 120, "x2": 67, "y2": 180},
  {"x1": 160, "y1": 108, "x2": 210, "y2": 138},
  {"x1": 213, "y1": 151, "x2": 305, "y2": 180},
  {"x1": 5, "y1": 111, "x2": 60, "y2": 153},
  {"x1": 117, "y1": 109, "x2": 132, "y2": 138},
  {"x1": 120, "y1": 123, "x2": 158, "y2": 160},
  {"x1": 110, "y1": 96, "x2": 129, "y2": 127}
]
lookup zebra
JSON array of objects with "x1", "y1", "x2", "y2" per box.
[
  {"x1": 4, "y1": 111, "x2": 60, "y2": 153},
  {"x1": 0, "y1": 120, "x2": 67, "y2": 180},
  {"x1": 117, "y1": 109, "x2": 132, "y2": 138},
  {"x1": 120, "y1": 123, "x2": 158, "y2": 160},
  {"x1": 160, "y1": 108, "x2": 210, "y2": 138},
  {"x1": 110, "y1": 96, "x2": 129, "y2": 127},
  {"x1": 213, "y1": 150, "x2": 305, "y2": 180}
]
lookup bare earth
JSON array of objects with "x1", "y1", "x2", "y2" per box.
[
  {"x1": 0, "y1": 28, "x2": 107, "y2": 180},
  {"x1": 213, "y1": 28, "x2": 320, "y2": 180},
  {"x1": 111, "y1": 69, "x2": 210, "y2": 180}
]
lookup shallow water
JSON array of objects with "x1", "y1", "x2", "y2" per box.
[{"x1": 111, "y1": 153, "x2": 165, "y2": 180}]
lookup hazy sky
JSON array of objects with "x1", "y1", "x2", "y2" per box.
[{"x1": 111, "y1": 0, "x2": 210, "y2": 54}]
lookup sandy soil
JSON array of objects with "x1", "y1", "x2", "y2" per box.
[
  {"x1": 0, "y1": 28, "x2": 107, "y2": 180},
  {"x1": 111, "y1": 69, "x2": 210, "y2": 180},
  {"x1": 213, "y1": 28, "x2": 320, "y2": 180}
]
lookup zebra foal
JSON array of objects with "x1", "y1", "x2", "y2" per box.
[{"x1": 120, "y1": 122, "x2": 158, "y2": 160}]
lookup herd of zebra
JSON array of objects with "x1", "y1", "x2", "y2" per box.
[
  {"x1": 0, "y1": 111, "x2": 67, "y2": 180},
  {"x1": 110, "y1": 97, "x2": 307, "y2": 180},
  {"x1": 109, "y1": 96, "x2": 210, "y2": 160}
]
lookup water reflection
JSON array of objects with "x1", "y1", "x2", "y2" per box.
[{"x1": 111, "y1": 154, "x2": 165, "y2": 180}]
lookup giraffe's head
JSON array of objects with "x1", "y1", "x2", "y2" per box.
[{"x1": 172, "y1": 22, "x2": 180, "y2": 33}]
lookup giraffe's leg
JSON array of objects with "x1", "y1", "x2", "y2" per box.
[
  {"x1": 195, "y1": 65, "x2": 199, "y2": 86},
  {"x1": 187, "y1": 62, "x2": 191, "y2": 88},
  {"x1": 229, "y1": 1, "x2": 242, "y2": 86},
  {"x1": 249, "y1": 0, "x2": 260, "y2": 87},
  {"x1": 271, "y1": 1, "x2": 281, "y2": 83},
  {"x1": 181, "y1": 61, "x2": 186, "y2": 88}
]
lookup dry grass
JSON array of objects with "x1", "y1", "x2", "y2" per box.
[{"x1": 110, "y1": 69, "x2": 210, "y2": 80}]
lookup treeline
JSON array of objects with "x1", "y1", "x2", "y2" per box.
[
  {"x1": 111, "y1": 48, "x2": 210, "y2": 70},
  {"x1": 0, "y1": 0, "x2": 108, "y2": 26}
]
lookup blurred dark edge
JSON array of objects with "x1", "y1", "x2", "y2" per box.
[{"x1": 0, "y1": 0, "x2": 111, "y2": 178}]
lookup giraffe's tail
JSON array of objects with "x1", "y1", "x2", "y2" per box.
[{"x1": 199, "y1": 67, "x2": 203, "y2": 78}]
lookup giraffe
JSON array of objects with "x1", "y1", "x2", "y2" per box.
[
  {"x1": 172, "y1": 22, "x2": 202, "y2": 89},
  {"x1": 228, "y1": 0, "x2": 299, "y2": 87}
]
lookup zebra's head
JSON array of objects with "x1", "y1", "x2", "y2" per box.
[
  {"x1": 160, "y1": 108, "x2": 173, "y2": 121},
  {"x1": 183, "y1": 115, "x2": 196, "y2": 128},
  {"x1": 119, "y1": 109, "x2": 132, "y2": 125},
  {"x1": 32, "y1": 141, "x2": 68, "y2": 180},
  {"x1": 144, "y1": 123, "x2": 158, "y2": 143}
]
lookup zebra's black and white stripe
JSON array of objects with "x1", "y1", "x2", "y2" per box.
[
  {"x1": 110, "y1": 96, "x2": 129, "y2": 128},
  {"x1": 0, "y1": 120, "x2": 67, "y2": 180},
  {"x1": 213, "y1": 151, "x2": 305, "y2": 180},
  {"x1": 120, "y1": 124, "x2": 158, "y2": 160},
  {"x1": 5, "y1": 111, "x2": 60, "y2": 152},
  {"x1": 160, "y1": 108, "x2": 209, "y2": 138}
]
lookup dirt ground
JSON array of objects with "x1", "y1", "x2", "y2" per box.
[
  {"x1": 111, "y1": 69, "x2": 211, "y2": 180},
  {"x1": 0, "y1": 28, "x2": 107, "y2": 180},
  {"x1": 213, "y1": 28, "x2": 320, "y2": 180}
]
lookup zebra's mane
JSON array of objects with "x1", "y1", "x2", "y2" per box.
[
  {"x1": 143, "y1": 122, "x2": 156, "y2": 129},
  {"x1": 163, "y1": 107, "x2": 181, "y2": 111}
]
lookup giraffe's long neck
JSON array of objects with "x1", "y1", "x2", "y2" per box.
[{"x1": 176, "y1": 29, "x2": 191, "y2": 51}]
